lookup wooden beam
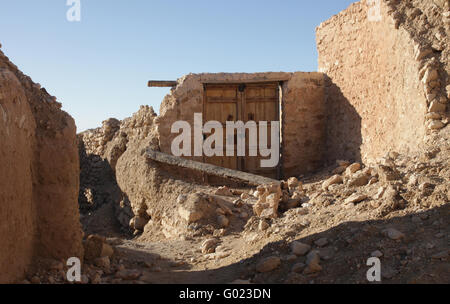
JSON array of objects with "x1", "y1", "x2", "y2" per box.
[
  {"x1": 148, "y1": 80, "x2": 178, "y2": 88},
  {"x1": 203, "y1": 79, "x2": 289, "y2": 85},
  {"x1": 144, "y1": 148, "x2": 280, "y2": 186}
]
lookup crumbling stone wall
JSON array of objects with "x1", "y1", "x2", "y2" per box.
[
  {"x1": 0, "y1": 45, "x2": 83, "y2": 283},
  {"x1": 157, "y1": 72, "x2": 326, "y2": 177},
  {"x1": 78, "y1": 73, "x2": 327, "y2": 237},
  {"x1": 78, "y1": 106, "x2": 160, "y2": 230},
  {"x1": 317, "y1": 0, "x2": 449, "y2": 165},
  {"x1": 281, "y1": 73, "x2": 326, "y2": 177}
]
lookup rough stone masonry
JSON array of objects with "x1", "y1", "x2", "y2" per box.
[{"x1": 317, "y1": 0, "x2": 449, "y2": 164}]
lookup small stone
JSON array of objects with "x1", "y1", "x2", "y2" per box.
[
  {"x1": 91, "y1": 273, "x2": 102, "y2": 284},
  {"x1": 213, "y1": 228, "x2": 226, "y2": 237},
  {"x1": 387, "y1": 151, "x2": 399, "y2": 160},
  {"x1": 217, "y1": 215, "x2": 230, "y2": 228},
  {"x1": 304, "y1": 251, "x2": 322, "y2": 274},
  {"x1": 347, "y1": 171, "x2": 370, "y2": 187},
  {"x1": 241, "y1": 193, "x2": 250, "y2": 200},
  {"x1": 94, "y1": 256, "x2": 110, "y2": 269},
  {"x1": 428, "y1": 120, "x2": 445, "y2": 130},
  {"x1": 233, "y1": 199, "x2": 244, "y2": 207},
  {"x1": 426, "y1": 93, "x2": 437, "y2": 102},
  {"x1": 314, "y1": 238, "x2": 329, "y2": 247},
  {"x1": 80, "y1": 275, "x2": 89, "y2": 284},
  {"x1": 295, "y1": 207, "x2": 309, "y2": 216},
  {"x1": 384, "y1": 228, "x2": 405, "y2": 241},
  {"x1": 345, "y1": 163, "x2": 361, "y2": 176},
  {"x1": 422, "y1": 68, "x2": 439, "y2": 84},
  {"x1": 376, "y1": 165, "x2": 400, "y2": 182},
  {"x1": 291, "y1": 263, "x2": 306, "y2": 273},
  {"x1": 101, "y1": 243, "x2": 114, "y2": 258},
  {"x1": 370, "y1": 200, "x2": 382, "y2": 209},
  {"x1": 318, "y1": 248, "x2": 334, "y2": 260},
  {"x1": 215, "y1": 186, "x2": 234, "y2": 197},
  {"x1": 382, "y1": 266, "x2": 397, "y2": 280},
  {"x1": 419, "y1": 182, "x2": 434, "y2": 191},
  {"x1": 332, "y1": 166, "x2": 347, "y2": 174},
  {"x1": 374, "y1": 187, "x2": 386, "y2": 200},
  {"x1": 129, "y1": 216, "x2": 148, "y2": 231},
  {"x1": 283, "y1": 199, "x2": 301, "y2": 210},
  {"x1": 240, "y1": 212, "x2": 249, "y2": 219},
  {"x1": 428, "y1": 100, "x2": 446, "y2": 113},
  {"x1": 415, "y1": 45, "x2": 432, "y2": 60},
  {"x1": 291, "y1": 241, "x2": 311, "y2": 256},
  {"x1": 177, "y1": 194, "x2": 187, "y2": 204},
  {"x1": 408, "y1": 174, "x2": 419, "y2": 187},
  {"x1": 285, "y1": 255, "x2": 297, "y2": 262},
  {"x1": 201, "y1": 238, "x2": 219, "y2": 254},
  {"x1": 425, "y1": 112, "x2": 441, "y2": 120},
  {"x1": 256, "y1": 256, "x2": 281, "y2": 273},
  {"x1": 83, "y1": 234, "x2": 107, "y2": 261},
  {"x1": 322, "y1": 175, "x2": 343, "y2": 190},
  {"x1": 258, "y1": 220, "x2": 269, "y2": 231},
  {"x1": 287, "y1": 177, "x2": 300, "y2": 189},
  {"x1": 371, "y1": 250, "x2": 383, "y2": 258},
  {"x1": 336, "y1": 160, "x2": 351, "y2": 167},
  {"x1": 345, "y1": 193, "x2": 368, "y2": 205}
]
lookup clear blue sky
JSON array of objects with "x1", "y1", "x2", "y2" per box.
[{"x1": 0, "y1": 0, "x2": 355, "y2": 132}]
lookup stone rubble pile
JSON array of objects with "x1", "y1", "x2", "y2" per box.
[{"x1": 391, "y1": 0, "x2": 450, "y2": 131}]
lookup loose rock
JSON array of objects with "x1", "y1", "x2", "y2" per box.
[
  {"x1": 256, "y1": 256, "x2": 281, "y2": 273},
  {"x1": 291, "y1": 241, "x2": 311, "y2": 256}
]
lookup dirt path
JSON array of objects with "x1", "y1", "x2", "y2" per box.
[{"x1": 82, "y1": 200, "x2": 449, "y2": 284}]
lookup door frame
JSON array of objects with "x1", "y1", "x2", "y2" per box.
[{"x1": 202, "y1": 81, "x2": 284, "y2": 180}]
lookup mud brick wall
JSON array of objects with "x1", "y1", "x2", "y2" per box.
[
  {"x1": 0, "y1": 47, "x2": 83, "y2": 283},
  {"x1": 156, "y1": 72, "x2": 326, "y2": 178},
  {"x1": 317, "y1": 0, "x2": 449, "y2": 164},
  {"x1": 281, "y1": 73, "x2": 326, "y2": 177}
]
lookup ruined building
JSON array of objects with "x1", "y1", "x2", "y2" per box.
[
  {"x1": 77, "y1": 0, "x2": 449, "y2": 240},
  {"x1": 1, "y1": 0, "x2": 449, "y2": 283},
  {"x1": 0, "y1": 47, "x2": 84, "y2": 283}
]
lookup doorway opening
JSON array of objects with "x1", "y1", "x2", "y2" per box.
[{"x1": 202, "y1": 82, "x2": 283, "y2": 179}]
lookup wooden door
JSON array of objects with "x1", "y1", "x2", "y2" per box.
[
  {"x1": 203, "y1": 83, "x2": 280, "y2": 179},
  {"x1": 242, "y1": 83, "x2": 280, "y2": 178},
  {"x1": 204, "y1": 84, "x2": 240, "y2": 170}
]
